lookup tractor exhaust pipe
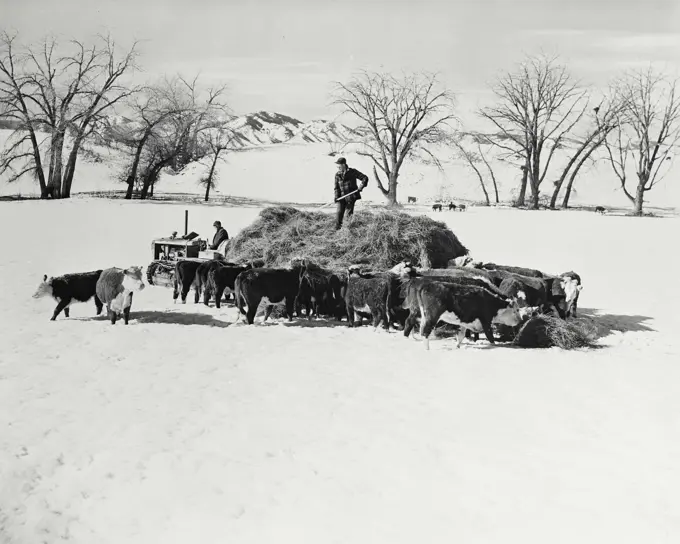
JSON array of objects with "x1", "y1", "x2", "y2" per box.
[{"x1": 184, "y1": 209, "x2": 188, "y2": 236}]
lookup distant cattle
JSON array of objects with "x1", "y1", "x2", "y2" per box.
[
  {"x1": 595, "y1": 206, "x2": 606, "y2": 214},
  {"x1": 407, "y1": 196, "x2": 417, "y2": 204},
  {"x1": 234, "y1": 263, "x2": 305, "y2": 324},
  {"x1": 448, "y1": 203, "x2": 456, "y2": 211},
  {"x1": 402, "y1": 278, "x2": 522, "y2": 350},
  {"x1": 458, "y1": 204, "x2": 466, "y2": 212},
  {"x1": 432, "y1": 204, "x2": 443, "y2": 212},
  {"x1": 95, "y1": 266, "x2": 146, "y2": 325},
  {"x1": 208, "y1": 263, "x2": 253, "y2": 308},
  {"x1": 33, "y1": 270, "x2": 104, "y2": 321}
]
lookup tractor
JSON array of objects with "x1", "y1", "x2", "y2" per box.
[{"x1": 146, "y1": 209, "x2": 225, "y2": 288}]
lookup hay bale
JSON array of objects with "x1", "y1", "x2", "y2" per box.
[
  {"x1": 513, "y1": 315, "x2": 598, "y2": 349},
  {"x1": 225, "y1": 206, "x2": 469, "y2": 271}
]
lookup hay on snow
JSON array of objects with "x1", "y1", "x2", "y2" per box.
[
  {"x1": 513, "y1": 315, "x2": 598, "y2": 350},
  {"x1": 225, "y1": 206, "x2": 469, "y2": 272}
]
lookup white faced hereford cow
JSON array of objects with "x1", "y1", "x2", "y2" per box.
[
  {"x1": 33, "y1": 270, "x2": 104, "y2": 320},
  {"x1": 95, "y1": 266, "x2": 146, "y2": 325}
]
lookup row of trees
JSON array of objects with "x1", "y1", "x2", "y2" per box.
[
  {"x1": 0, "y1": 32, "x2": 235, "y2": 201},
  {"x1": 332, "y1": 55, "x2": 680, "y2": 215},
  {"x1": 1, "y1": 31, "x2": 678, "y2": 215}
]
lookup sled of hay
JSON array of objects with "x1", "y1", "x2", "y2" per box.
[{"x1": 225, "y1": 206, "x2": 469, "y2": 272}]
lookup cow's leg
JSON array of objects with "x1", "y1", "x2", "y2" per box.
[
  {"x1": 403, "y1": 311, "x2": 418, "y2": 338},
  {"x1": 263, "y1": 304, "x2": 273, "y2": 323},
  {"x1": 173, "y1": 278, "x2": 179, "y2": 304},
  {"x1": 108, "y1": 305, "x2": 117, "y2": 325},
  {"x1": 285, "y1": 297, "x2": 295, "y2": 321},
  {"x1": 123, "y1": 294, "x2": 133, "y2": 325},
  {"x1": 181, "y1": 280, "x2": 190, "y2": 304},
  {"x1": 482, "y1": 322, "x2": 495, "y2": 344},
  {"x1": 346, "y1": 305, "x2": 356, "y2": 327},
  {"x1": 51, "y1": 297, "x2": 71, "y2": 321},
  {"x1": 94, "y1": 294, "x2": 103, "y2": 316},
  {"x1": 456, "y1": 327, "x2": 466, "y2": 349},
  {"x1": 194, "y1": 283, "x2": 201, "y2": 304},
  {"x1": 214, "y1": 286, "x2": 225, "y2": 309},
  {"x1": 245, "y1": 299, "x2": 258, "y2": 325},
  {"x1": 421, "y1": 318, "x2": 437, "y2": 351},
  {"x1": 64, "y1": 306, "x2": 70, "y2": 318},
  {"x1": 203, "y1": 283, "x2": 212, "y2": 306}
]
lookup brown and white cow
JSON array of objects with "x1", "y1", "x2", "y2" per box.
[{"x1": 95, "y1": 266, "x2": 146, "y2": 325}]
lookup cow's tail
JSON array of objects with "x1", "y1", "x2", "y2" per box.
[{"x1": 233, "y1": 276, "x2": 246, "y2": 322}]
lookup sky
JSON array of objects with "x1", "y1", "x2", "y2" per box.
[{"x1": 3, "y1": 0, "x2": 680, "y2": 126}]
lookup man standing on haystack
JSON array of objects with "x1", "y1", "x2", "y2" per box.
[{"x1": 334, "y1": 157, "x2": 368, "y2": 230}]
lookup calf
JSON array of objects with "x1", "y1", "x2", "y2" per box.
[
  {"x1": 234, "y1": 263, "x2": 304, "y2": 324},
  {"x1": 448, "y1": 202, "x2": 456, "y2": 211},
  {"x1": 403, "y1": 278, "x2": 522, "y2": 350},
  {"x1": 194, "y1": 260, "x2": 233, "y2": 305},
  {"x1": 345, "y1": 265, "x2": 391, "y2": 330},
  {"x1": 407, "y1": 196, "x2": 417, "y2": 204},
  {"x1": 209, "y1": 263, "x2": 252, "y2": 308},
  {"x1": 173, "y1": 260, "x2": 202, "y2": 304},
  {"x1": 432, "y1": 203, "x2": 443, "y2": 212},
  {"x1": 95, "y1": 266, "x2": 146, "y2": 325},
  {"x1": 595, "y1": 206, "x2": 606, "y2": 214},
  {"x1": 33, "y1": 270, "x2": 104, "y2": 320},
  {"x1": 559, "y1": 271, "x2": 582, "y2": 317},
  {"x1": 296, "y1": 263, "x2": 342, "y2": 320}
]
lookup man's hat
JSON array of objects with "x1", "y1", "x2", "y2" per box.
[
  {"x1": 213, "y1": 221, "x2": 221, "y2": 227},
  {"x1": 335, "y1": 157, "x2": 347, "y2": 165}
]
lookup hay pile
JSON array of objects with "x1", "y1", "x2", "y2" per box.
[
  {"x1": 225, "y1": 206, "x2": 469, "y2": 271},
  {"x1": 513, "y1": 315, "x2": 598, "y2": 349}
]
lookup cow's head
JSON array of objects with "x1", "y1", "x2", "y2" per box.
[
  {"x1": 389, "y1": 260, "x2": 418, "y2": 278},
  {"x1": 495, "y1": 297, "x2": 523, "y2": 327},
  {"x1": 123, "y1": 266, "x2": 146, "y2": 292},
  {"x1": 560, "y1": 273, "x2": 582, "y2": 317},
  {"x1": 347, "y1": 264, "x2": 363, "y2": 279},
  {"x1": 33, "y1": 274, "x2": 53, "y2": 299}
]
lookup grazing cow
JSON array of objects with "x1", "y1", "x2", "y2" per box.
[
  {"x1": 403, "y1": 278, "x2": 522, "y2": 350},
  {"x1": 559, "y1": 271, "x2": 582, "y2": 317},
  {"x1": 234, "y1": 263, "x2": 304, "y2": 324},
  {"x1": 407, "y1": 196, "x2": 417, "y2": 204},
  {"x1": 194, "y1": 260, "x2": 235, "y2": 305},
  {"x1": 432, "y1": 204, "x2": 443, "y2": 212},
  {"x1": 33, "y1": 270, "x2": 104, "y2": 321},
  {"x1": 458, "y1": 204, "x2": 467, "y2": 212},
  {"x1": 296, "y1": 263, "x2": 343, "y2": 320},
  {"x1": 448, "y1": 202, "x2": 457, "y2": 211},
  {"x1": 481, "y1": 262, "x2": 545, "y2": 278},
  {"x1": 95, "y1": 266, "x2": 146, "y2": 325},
  {"x1": 208, "y1": 263, "x2": 253, "y2": 309},
  {"x1": 595, "y1": 206, "x2": 606, "y2": 214},
  {"x1": 173, "y1": 260, "x2": 202, "y2": 304}
]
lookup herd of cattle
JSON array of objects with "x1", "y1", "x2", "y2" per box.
[{"x1": 32, "y1": 253, "x2": 583, "y2": 350}]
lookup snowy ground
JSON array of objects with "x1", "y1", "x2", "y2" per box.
[{"x1": 1, "y1": 198, "x2": 679, "y2": 543}]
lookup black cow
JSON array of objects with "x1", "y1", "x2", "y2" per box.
[
  {"x1": 432, "y1": 204, "x2": 443, "y2": 212},
  {"x1": 33, "y1": 270, "x2": 104, "y2": 320},
  {"x1": 173, "y1": 260, "x2": 202, "y2": 304},
  {"x1": 458, "y1": 204, "x2": 467, "y2": 212},
  {"x1": 234, "y1": 263, "x2": 304, "y2": 324},
  {"x1": 595, "y1": 206, "x2": 606, "y2": 214},
  {"x1": 448, "y1": 202, "x2": 456, "y2": 211},
  {"x1": 344, "y1": 265, "x2": 392, "y2": 330},
  {"x1": 208, "y1": 263, "x2": 252, "y2": 308},
  {"x1": 194, "y1": 260, "x2": 236, "y2": 305},
  {"x1": 402, "y1": 277, "x2": 522, "y2": 350},
  {"x1": 407, "y1": 196, "x2": 417, "y2": 204},
  {"x1": 296, "y1": 263, "x2": 343, "y2": 320}
]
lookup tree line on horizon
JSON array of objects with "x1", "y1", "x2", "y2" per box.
[{"x1": 1, "y1": 30, "x2": 678, "y2": 215}]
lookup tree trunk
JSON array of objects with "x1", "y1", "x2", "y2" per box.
[
  {"x1": 470, "y1": 163, "x2": 490, "y2": 206},
  {"x1": 562, "y1": 142, "x2": 602, "y2": 209},
  {"x1": 633, "y1": 181, "x2": 645, "y2": 216},
  {"x1": 47, "y1": 132, "x2": 65, "y2": 199},
  {"x1": 204, "y1": 153, "x2": 219, "y2": 202},
  {"x1": 62, "y1": 136, "x2": 85, "y2": 198},
  {"x1": 529, "y1": 151, "x2": 541, "y2": 210},
  {"x1": 516, "y1": 165, "x2": 528, "y2": 207},
  {"x1": 551, "y1": 151, "x2": 582, "y2": 209},
  {"x1": 477, "y1": 142, "x2": 499, "y2": 204},
  {"x1": 124, "y1": 136, "x2": 149, "y2": 200},
  {"x1": 387, "y1": 172, "x2": 399, "y2": 206}
]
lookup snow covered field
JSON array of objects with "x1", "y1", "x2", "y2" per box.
[{"x1": 1, "y1": 198, "x2": 679, "y2": 543}]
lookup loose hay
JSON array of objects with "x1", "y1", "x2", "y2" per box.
[
  {"x1": 513, "y1": 315, "x2": 598, "y2": 349},
  {"x1": 225, "y1": 206, "x2": 469, "y2": 272}
]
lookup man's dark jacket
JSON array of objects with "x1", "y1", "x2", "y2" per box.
[
  {"x1": 210, "y1": 227, "x2": 229, "y2": 250},
  {"x1": 334, "y1": 167, "x2": 369, "y2": 202}
]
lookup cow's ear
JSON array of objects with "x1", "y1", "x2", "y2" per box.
[
  {"x1": 43, "y1": 274, "x2": 47, "y2": 282},
  {"x1": 577, "y1": 285, "x2": 583, "y2": 291}
]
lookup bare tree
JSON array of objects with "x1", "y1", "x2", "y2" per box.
[
  {"x1": 0, "y1": 32, "x2": 138, "y2": 198},
  {"x1": 480, "y1": 53, "x2": 588, "y2": 209},
  {"x1": 550, "y1": 96, "x2": 625, "y2": 208},
  {"x1": 603, "y1": 67, "x2": 680, "y2": 215},
  {"x1": 451, "y1": 135, "x2": 490, "y2": 205},
  {"x1": 332, "y1": 71, "x2": 456, "y2": 206},
  {"x1": 199, "y1": 126, "x2": 237, "y2": 202}
]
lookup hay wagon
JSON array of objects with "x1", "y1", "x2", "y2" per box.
[{"x1": 146, "y1": 210, "x2": 225, "y2": 288}]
